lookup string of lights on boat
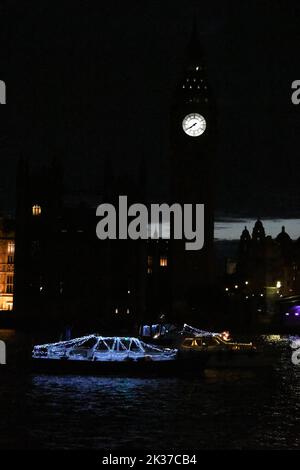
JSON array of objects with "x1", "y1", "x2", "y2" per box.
[{"x1": 32, "y1": 335, "x2": 177, "y2": 362}]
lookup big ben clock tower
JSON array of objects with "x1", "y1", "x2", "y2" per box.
[{"x1": 170, "y1": 25, "x2": 216, "y2": 320}]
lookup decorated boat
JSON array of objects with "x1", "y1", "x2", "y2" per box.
[
  {"x1": 178, "y1": 325, "x2": 271, "y2": 369},
  {"x1": 32, "y1": 334, "x2": 207, "y2": 376},
  {"x1": 140, "y1": 323, "x2": 271, "y2": 369}
]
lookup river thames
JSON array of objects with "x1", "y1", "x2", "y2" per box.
[{"x1": 0, "y1": 331, "x2": 299, "y2": 450}]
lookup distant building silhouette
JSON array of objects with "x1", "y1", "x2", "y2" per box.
[{"x1": 224, "y1": 219, "x2": 300, "y2": 326}]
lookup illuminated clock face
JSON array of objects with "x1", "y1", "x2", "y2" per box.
[{"x1": 182, "y1": 113, "x2": 206, "y2": 137}]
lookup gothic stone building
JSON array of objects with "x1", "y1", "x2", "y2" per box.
[{"x1": 14, "y1": 28, "x2": 216, "y2": 331}]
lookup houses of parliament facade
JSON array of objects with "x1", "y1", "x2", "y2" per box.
[
  {"x1": 12, "y1": 28, "x2": 216, "y2": 330},
  {"x1": 1, "y1": 27, "x2": 300, "y2": 332}
]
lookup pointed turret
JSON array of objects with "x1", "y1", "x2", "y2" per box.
[
  {"x1": 276, "y1": 226, "x2": 292, "y2": 257},
  {"x1": 176, "y1": 20, "x2": 210, "y2": 106},
  {"x1": 252, "y1": 219, "x2": 265, "y2": 242},
  {"x1": 241, "y1": 226, "x2": 251, "y2": 242},
  {"x1": 239, "y1": 225, "x2": 251, "y2": 256},
  {"x1": 276, "y1": 226, "x2": 291, "y2": 243}
]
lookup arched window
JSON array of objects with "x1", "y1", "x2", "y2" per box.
[
  {"x1": 7, "y1": 241, "x2": 15, "y2": 254},
  {"x1": 160, "y1": 256, "x2": 168, "y2": 267},
  {"x1": 147, "y1": 255, "x2": 153, "y2": 274},
  {"x1": 32, "y1": 205, "x2": 42, "y2": 216}
]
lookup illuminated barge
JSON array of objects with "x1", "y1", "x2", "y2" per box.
[{"x1": 32, "y1": 334, "x2": 207, "y2": 376}]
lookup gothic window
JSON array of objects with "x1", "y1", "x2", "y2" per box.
[
  {"x1": 6, "y1": 275, "x2": 14, "y2": 294},
  {"x1": 32, "y1": 205, "x2": 42, "y2": 216},
  {"x1": 160, "y1": 256, "x2": 168, "y2": 267},
  {"x1": 147, "y1": 255, "x2": 153, "y2": 274},
  {"x1": 7, "y1": 241, "x2": 15, "y2": 254}
]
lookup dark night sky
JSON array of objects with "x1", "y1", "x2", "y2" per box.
[{"x1": 1, "y1": 0, "x2": 300, "y2": 217}]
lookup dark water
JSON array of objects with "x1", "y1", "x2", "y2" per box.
[{"x1": 0, "y1": 331, "x2": 299, "y2": 450}]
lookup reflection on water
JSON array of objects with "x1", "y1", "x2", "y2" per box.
[{"x1": 0, "y1": 333, "x2": 299, "y2": 449}]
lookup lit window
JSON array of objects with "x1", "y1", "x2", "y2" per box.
[
  {"x1": 7, "y1": 241, "x2": 15, "y2": 254},
  {"x1": 147, "y1": 255, "x2": 153, "y2": 273},
  {"x1": 6, "y1": 275, "x2": 14, "y2": 294},
  {"x1": 32, "y1": 205, "x2": 42, "y2": 216},
  {"x1": 160, "y1": 257, "x2": 168, "y2": 267},
  {"x1": 115, "y1": 308, "x2": 118, "y2": 314}
]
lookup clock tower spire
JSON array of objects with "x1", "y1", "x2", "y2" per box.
[
  {"x1": 177, "y1": 25, "x2": 210, "y2": 110},
  {"x1": 170, "y1": 24, "x2": 216, "y2": 321}
]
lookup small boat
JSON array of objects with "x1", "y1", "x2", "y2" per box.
[
  {"x1": 140, "y1": 323, "x2": 272, "y2": 369},
  {"x1": 179, "y1": 332, "x2": 269, "y2": 369},
  {"x1": 32, "y1": 334, "x2": 207, "y2": 376}
]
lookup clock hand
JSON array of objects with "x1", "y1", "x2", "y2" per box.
[{"x1": 186, "y1": 122, "x2": 197, "y2": 130}]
